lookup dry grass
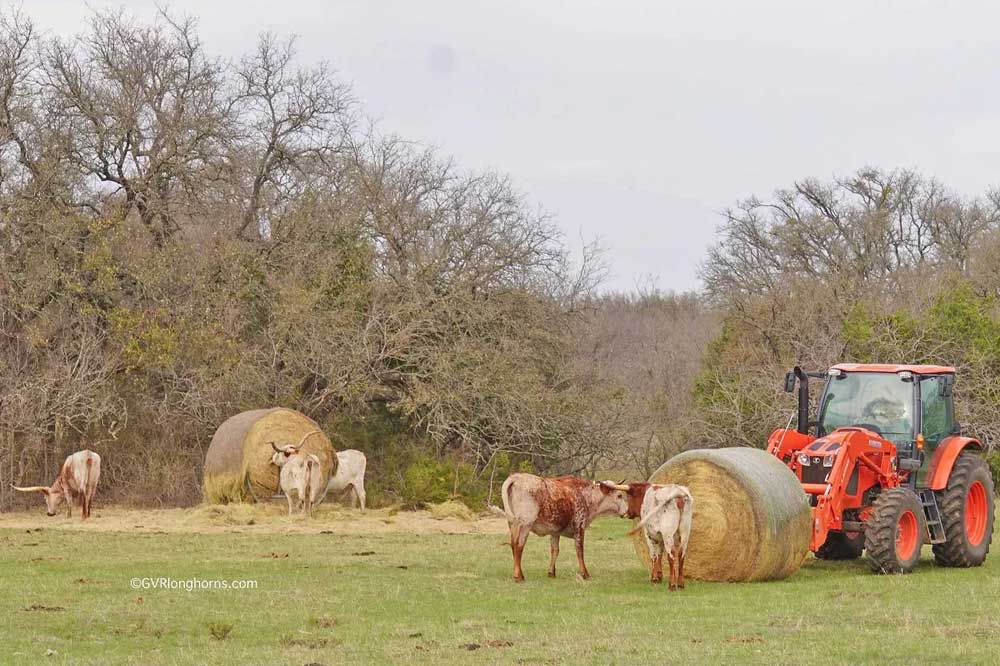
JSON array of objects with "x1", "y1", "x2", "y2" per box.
[
  {"x1": 428, "y1": 501, "x2": 475, "y2": 521},
  {"x1": 0, "y1": 502, "x2": 507, "y2": 536}
]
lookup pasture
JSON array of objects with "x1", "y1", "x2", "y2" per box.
[{"x1": 2, "y1": 505, "x2": 999, "y2": 666}]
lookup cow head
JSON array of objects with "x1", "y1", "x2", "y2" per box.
[
  {"x1": 11, "y1": 483, "x2": 66, "y2": 516},
  {"x1": 595, "y1": 480, "x2": 631, "y2": 517},
  {"x1": 621, "y1": 482, "x2": 650, "y2": 519},
  {"x1": 269, "y1": 442, "x2": 301, "y2": 467}
]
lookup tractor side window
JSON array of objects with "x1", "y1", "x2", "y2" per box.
[{"x1": 920, "y1": 377, "x2": 954, "y2": 448}]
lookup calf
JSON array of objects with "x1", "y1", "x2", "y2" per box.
[
  {"x1": 491, "y1": 474, "x2": 629, "y2": 582},
  {"x1": 270, "y1": 442, "x2": 324, "y2": 516},
  {"x1": 12, "y1": 450, "x2": 101, "y2": 519},
  {"x1": 626, "y1": 483, "x2": 694, "y2": 590},
  {"x1": 319, "y1": 449, "x2": 367, "y2": 511}
]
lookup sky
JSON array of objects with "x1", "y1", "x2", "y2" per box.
[{"x1": 25, "y1": 0, "x2": 1000, "y2": 292}]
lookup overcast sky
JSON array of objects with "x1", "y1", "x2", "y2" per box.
[{"x1": 26, "y1": 1, "x2": 1000, "y2": 292}]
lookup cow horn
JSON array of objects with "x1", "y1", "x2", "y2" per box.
[
  {"x1": 11, "y1": 484, "x2": 49, "y2": 494},
  {"x1": 270, "y1": 442, "x2": 281, "y2": 453},
  {"x1": 610, "y1": 484, "x2": 630, "y2": 492}
]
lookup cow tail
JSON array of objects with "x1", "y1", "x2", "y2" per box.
[{"x1": 502, "y1": 477, "x2": 517, "y2": 523}]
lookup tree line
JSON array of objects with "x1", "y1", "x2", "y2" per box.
[{"x1": 3, "y1": 8, "x2": 998, "y2": 509}]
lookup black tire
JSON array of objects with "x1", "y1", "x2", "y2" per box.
[
  {"x1": 932, "y1": 452, "x2": 995, "y2": 567},
  {"x1": 815, "y1": 531, "x2": 865, "y2": 560},
  {"x1": 865, "y1": 487, "x2": 925, "y2": 574}
]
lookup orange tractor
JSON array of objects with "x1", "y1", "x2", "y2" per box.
[{"x1": 769, "y1": 364, "x2": 994, "y2": 573}]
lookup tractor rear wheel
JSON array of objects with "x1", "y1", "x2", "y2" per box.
[
  {"x1": 932, "y1": 452, "x2": 994, "y2": 568},
  {"x1": 816, "y1": 531, "x2": 865, "y2": 560},
  {"x1": 865, "y1": 488, "x2": 925, "y2": 574}
]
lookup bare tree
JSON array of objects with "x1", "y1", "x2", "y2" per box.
[{"x1": 42, "y1": 8, "x2": 228, "y2": 242}]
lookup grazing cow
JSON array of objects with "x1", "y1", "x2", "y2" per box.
[
  {"x1": 319, "y1": 449, "x2": 367, "y2": 512},
  {"x1": 12, "y1": 450, "x2": 101, "y2": 519},
  {"x1": 491, "y1": 474, "x2": 630, "y2": 582},
  {"x1": 270, "y1": 438, "x2": 324, "y2": 516},
  {"x1": 626, "y1": 483, "x2": 694, "y2": 590}
]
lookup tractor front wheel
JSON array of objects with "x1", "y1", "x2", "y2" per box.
[
  {"x1": 865, "y1": 488, "x2": 925, "y2": 574},
  {"x1": 816, "y1": 531, "x2": 865, "y2": 560},
  {"x1": 933, "y1": 452, "x2": 995, "y2": 567}
]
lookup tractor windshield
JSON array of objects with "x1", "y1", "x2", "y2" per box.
[{"x1": 818, "y1": 372, "x2": 913, "y2": 440}]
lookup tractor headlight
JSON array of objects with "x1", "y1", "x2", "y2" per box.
[
  {"x1": 823, "y1": 455, "x2": 834, "y2": 467},
  {"x1": 797, "y1": 452, "x2": 810, "y2": 466}
]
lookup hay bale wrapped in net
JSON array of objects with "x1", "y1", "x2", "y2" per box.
[
  {"x1": 202, "y1": 408, "x2": 338, "y2": 504},
  {"x1": 632, "y1": 447, "x2": 811, "y2": 582}
]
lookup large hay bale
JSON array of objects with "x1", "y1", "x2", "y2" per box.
[
  {"x1": 632, "y1": 447, "x2": 811, "y2": 582},
  {"x1": 202, "y1": 408, "x2": 337, "y2": 504}
]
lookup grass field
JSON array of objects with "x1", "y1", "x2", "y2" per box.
[{"x1": 2, "y1": 504, "x2": 999, "y2": 666}]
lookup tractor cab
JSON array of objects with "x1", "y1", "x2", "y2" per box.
[
  {"x1": 811, "y1": 364, "x2": 956, "y2": 486},
  {"x1": 769, "y1": 364, "x2": 993, "y2": 574}
]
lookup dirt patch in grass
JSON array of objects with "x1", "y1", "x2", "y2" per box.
[
  {"x1": 21, "y1": 604, "x2": 65, "y2": 612},
  {"x1": 279, "y1": 635, "x2": 341, "y2": 649},
  {"x1": 459, "y1": 640, "x2": 513, "y2": 651},
  {"x1": 0, "y1": 504, "x2": 508, "y2": 537},
  {"x1": 725, "y1": 635, "x2": 764, "y2": 644}
]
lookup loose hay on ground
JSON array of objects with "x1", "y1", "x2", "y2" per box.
[
  {"x1": 428, "y1": 501, "x2": 475, "y2": 521},
  {"x1": 632, "y1": 447, "x2": 812, "y2": 582},
  {"x1": 202, "y1": 408, "x2": 338, "y2": 504}
]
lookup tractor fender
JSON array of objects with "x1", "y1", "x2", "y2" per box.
[{"x1": 926, "y1": 436, "x2": 983, "y2": 490}]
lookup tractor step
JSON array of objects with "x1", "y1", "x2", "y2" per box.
[{"x1": 918, "y1": 490, "x2": 947, "y2": 544}]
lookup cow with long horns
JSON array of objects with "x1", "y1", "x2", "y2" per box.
[
  {"x1": 12, "y1": 450, "x2": 101, "y2": 519},
  {"x1": 269, "y1": 431, "x2": 324, "y2": 516},
  {"x1": 490, "y1": 474, "x2": 631, "y2": 581},
  {"x1": 626, "y1": 482, "x2": 694, "y2": 590}
]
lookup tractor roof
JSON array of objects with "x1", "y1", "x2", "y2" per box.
[{"x1": 831, "y1": 363, "x2": 955, "y2": 375}]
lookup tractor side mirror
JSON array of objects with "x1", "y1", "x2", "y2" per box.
[
  {"x1": 939, "y1": 375, "x2": 954, "y2": 397},
  {"x1": 783, "y1": 371, "x2": 796, "y2": 393}
]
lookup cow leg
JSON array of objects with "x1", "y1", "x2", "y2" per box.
[
  {"x1": 666, "y1": 536, "x2": 677, "y2": 591},
  {"x1": 548, "y1": 535, "x2": 560, "y2": 578},
  {"x1": 286, "y1": 493, "x2": 294, "y2": 516},
  {"x1": 677, "y1": 542, "x2": 686, "y2": 590},
  {"x1": 82, "y1": 495, "x2": 90, "y2": 520},
  {"x1": 356, "y1": 483, "x2": 367, "y2": 513},
  {"x1": 574, "y1": 527, "x2": 590, "y2": 580},
  {"x1": 511, "y1": 523, "x2": 529, "y2": 582},
  {"x1": 645, "y1": 534, "x2": 661, "y2": 583}
]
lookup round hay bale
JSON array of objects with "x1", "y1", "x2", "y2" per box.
[
  {"x1": 203, "y1": 408, "x2": 338, "y2": 504},
  {"x1": 632, "y1": 447, "x2": 811, "y2": 582}
]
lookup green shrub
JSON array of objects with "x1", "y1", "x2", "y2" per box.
[
  {"x1": 986, "y1": 451, "x2": 1000, "y2": 495},
  {"x1": 400, "y1": 457, "x2": 488, "y2": 509},
  {"x1": 321, "y1": 407, "x2": 532, "y2": 509}
]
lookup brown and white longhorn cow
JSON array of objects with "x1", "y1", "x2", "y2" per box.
[
  {"x1": 625, "y1": 482, "x2": 694, "y2": 590},
  {"x1": 12, "y1": 449, "x2": 102, "y2": 519},
  {"x1": 491, "y1": 473, "x2": 630, "y2": 582}
]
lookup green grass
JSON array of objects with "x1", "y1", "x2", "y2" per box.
[{"x1": 3, "y1": 514, "x2": 1000, "y2": 665}]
